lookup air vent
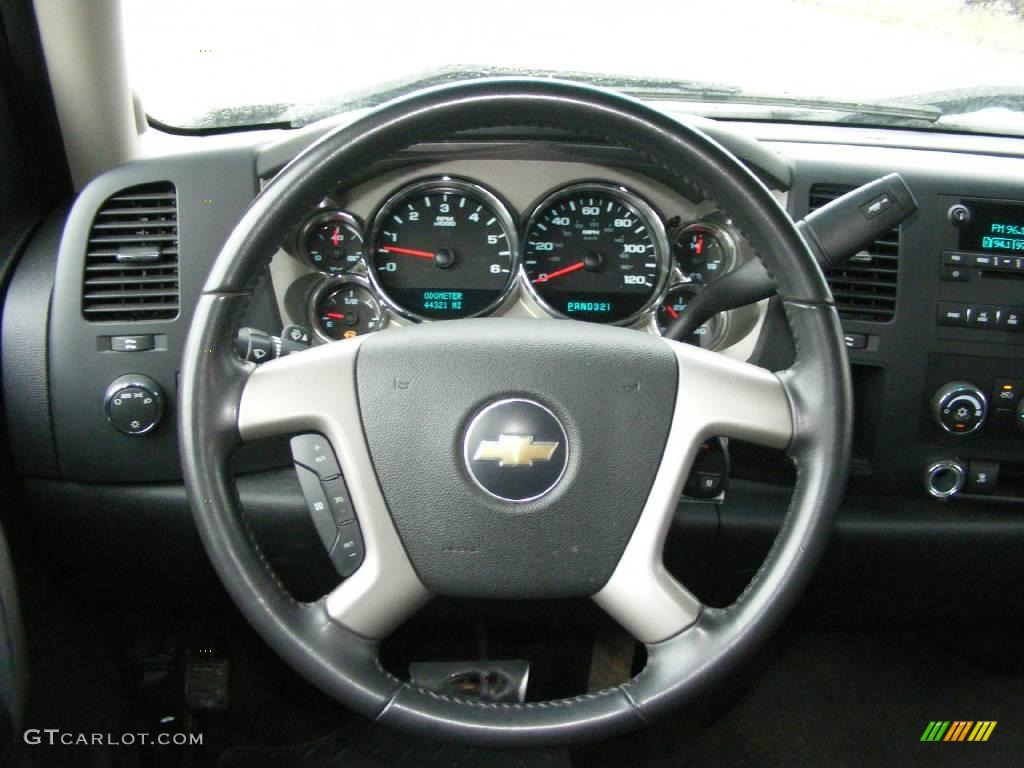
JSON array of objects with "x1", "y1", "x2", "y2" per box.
[
  {"x1": 82, "y1": 182, "x2": 179, "y2": 322},
  {"x1": 809, "y1": 183, "x2": 899, "y2": 322}
]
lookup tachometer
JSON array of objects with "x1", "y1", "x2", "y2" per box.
[
  {"x1": 367, "y1": 179, "x2": 518, "y2": 321},
  {"x1": 522, "y1": 184, "x2": 669, "y2": 325}
]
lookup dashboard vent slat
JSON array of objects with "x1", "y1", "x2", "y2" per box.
[
  {"x1": 82, "y1": 181, "x2": 179, "y2": 322},
  {"x1": 809, "y1": 183, "x2": 900, "y2": 323}
]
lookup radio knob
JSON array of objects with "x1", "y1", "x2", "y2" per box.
[
  {"x1": 932, "y1": 381, "x2": 987, "y2": 436},
  {"x1": 924, "y1": 460, "x2": 966, "y2": 499}
]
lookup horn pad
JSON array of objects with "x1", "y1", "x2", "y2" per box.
[{"x1": 355, "y1": 319, "x2": 678, "y2": 598}]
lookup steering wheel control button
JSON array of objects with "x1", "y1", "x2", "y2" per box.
[
  {"x1": 110, "y1": 334, "x2": 154, "y2": 352},
  {"x1": 463, "y1": 399, "x2": 568, "y2": 503},
  {"x1": 321, "y1": 476, "x2": 356, "y2": 525},
  {"x1": 103, "y1": 374, "x2": 164, "y2": 435},
  {"x1": 332, "y1": 522, "x2": 365, "y2": 577},
  {"x1": 932, "y1": 381, "x2": 987, "y2": 435},
  {"x1": 294, "y1": 464, "x2": 340, "y2": 552},
  {"x1": 924, "y1": 461, "x2": 966, "y2": 499},
  {"x1": 290, "y1": 433, "x2": 341, "y2": 479}
]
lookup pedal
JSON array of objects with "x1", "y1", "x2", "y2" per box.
[{"x1": 185, "y1": 653, "x2": 230, "y2": 710}]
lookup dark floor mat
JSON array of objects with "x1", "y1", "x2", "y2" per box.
[
  {"x1": 680, "y1": 629, "x2": 1024, "y2": 768},
  {"x1": 217, "y1": 717, "x2": 571, "y2": 768}
]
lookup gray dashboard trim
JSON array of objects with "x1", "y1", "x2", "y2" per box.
[{"x1": 255, "y1": 113, "x2": 793, "y2": 191}]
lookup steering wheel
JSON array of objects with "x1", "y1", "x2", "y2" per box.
[{"x1": 179, "y1": 79, "x2": 851, "y2": 747}]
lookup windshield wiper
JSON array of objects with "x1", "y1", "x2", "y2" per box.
[{"x1": 884, "y1": 86, "x2": 1024, "y2": 117}]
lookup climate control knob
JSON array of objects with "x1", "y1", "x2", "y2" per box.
[{"x1": 932, "y1": 381, "x2": 987, "y2": 435}]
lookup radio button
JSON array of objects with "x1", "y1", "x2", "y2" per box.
[
  {"x1": 941, "y1": 265, "x2": 970, "y2": 282},
  {"x1": 972, "y1": 254, "x2": 996, "y2": 268},
  {"x1": 996, "y1": 256, "x2": 1018, "y2": 270},
  {"x1": 937, "y1": 302, "x2": 967, "y2": 327},
  {"x1": 942, "y1": 251, "x2": 969, "y2": 266},
  {"x1": 968, "y1": 305, "x2": 997, "y2": 328},
  {"x1": 1003, "y1": 308, "x2": 1022, "y2": 330}
]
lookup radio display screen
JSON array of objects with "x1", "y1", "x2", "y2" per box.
[{"x1": 959, "y1": 200, "x2": 1024, "y2": 254}]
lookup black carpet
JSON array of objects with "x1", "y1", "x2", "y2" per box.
[{"x1": 680, "y1": 628, "x2": 1023, "y2": 768}]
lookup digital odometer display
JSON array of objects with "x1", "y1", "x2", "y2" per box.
[
  {"x1": 958, "y1": 199, "x2": 1024, "y2": 255},
  {"x1": 523, "y1": 185, "x2": 668, "y2": 324},
  {"x1": 368, "y1": 179, "x2": 518, "y2": 321}
]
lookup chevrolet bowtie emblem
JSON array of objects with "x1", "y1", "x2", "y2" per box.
[{"x1": 472, "y1": 434, "x2": 559, "y2": 467}]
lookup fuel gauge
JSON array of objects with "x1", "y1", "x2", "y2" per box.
[{"x1": 311, "y1": 278, "x2": 384, "y2": 342}]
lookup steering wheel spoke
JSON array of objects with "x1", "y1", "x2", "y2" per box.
[
  {"x1": 237, "y1": 339, "x2": 431, "y2": 639},
  {"x1": 594, "y1": 338, "x2": 793, "y2": 644}
]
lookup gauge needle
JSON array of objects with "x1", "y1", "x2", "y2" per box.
[
  {"x1": 325, "y1": 312, "x2": 346, "y2": 320},
  {"x1": 379, "y1": 245, "x2": 434, "y2": 260},
  {"x1": 664, "y1": 304, "x2": 680, "y2": 320},
  {"x1": 533, "y1": 261, "x2": 585, "y2": 283}
]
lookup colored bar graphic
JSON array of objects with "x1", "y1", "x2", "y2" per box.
[
  {"x1": 921, "y1": 721, "x2": 950, "y2": 741},
  {"x1": 921, "y1": 720, "x2": 996, "y2": 742},
  {"x1": 968, "y1": 722, "x2": 997, "y2": 742},
  {"x1": 944, "y1": 721, "x2": 973, "y2": 741}
]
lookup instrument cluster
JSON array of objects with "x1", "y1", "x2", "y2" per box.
[{"x1": 286, "y1": 175, "x2": 748, "y2": 348}]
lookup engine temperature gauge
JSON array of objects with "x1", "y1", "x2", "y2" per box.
[{"x1": 311, "y1": 278, "x2": 384, "y2": 342}]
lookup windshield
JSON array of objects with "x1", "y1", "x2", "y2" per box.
[{"x1": 124, "y1": 0, "x2": 1024, "y2": 137}]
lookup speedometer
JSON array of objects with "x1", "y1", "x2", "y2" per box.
[
  {"x1": 368, "y1": 178, "x2": 518, "y2": 321},
  {"x1": 522, "y1": 184, "x2": 669, "y2": 325}
]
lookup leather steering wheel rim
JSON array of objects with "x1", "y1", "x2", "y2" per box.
[{"x1": 179, "y1": 79, "x2": 852, "y2": 747}]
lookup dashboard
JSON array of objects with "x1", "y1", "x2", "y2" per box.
[
  {"x1": 5, "y1": 114, "x2": 1024, "y2": 589},
  {"x1": 268, "y1": 159, "x2": 764, "y2": 356}
]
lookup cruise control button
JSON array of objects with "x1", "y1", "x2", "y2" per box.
[
  {"x1": 321, "y1": 476, "x2": 355, "y2": 525},
  {"x1": 290, "y1": 433, "x2": 341, "y2": 479},
  {"x1": 331, "y1": 522, "x2": 365, "y2": 577},
  {"x1": 294, "y1": 463, "x2": 339, "y2": 553}
]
